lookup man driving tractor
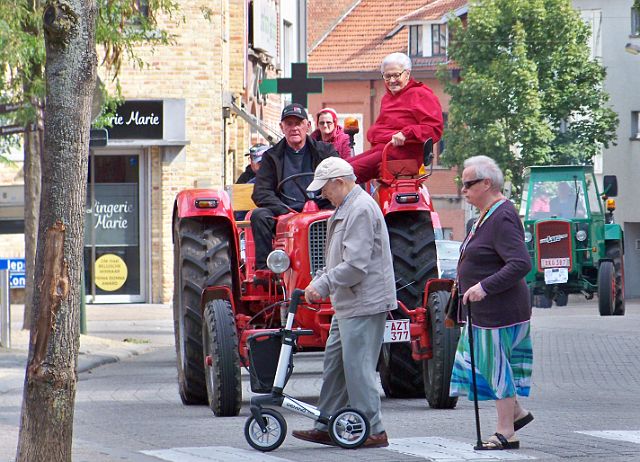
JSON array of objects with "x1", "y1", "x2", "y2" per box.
[{"x1": 250, "y1": 103, "x2": 338, "y2": 270}]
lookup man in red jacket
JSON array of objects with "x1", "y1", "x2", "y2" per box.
[{"x1": 348, "y1": 52, "x2": 444, "y2": 183}]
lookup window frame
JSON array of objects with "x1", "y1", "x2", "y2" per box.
[
  {"x1": 409, "y1": 25, "x2": 423, "y2": 57},
  {"x1": 431, "y1": 24, "x2": 447, "y2": 56}
]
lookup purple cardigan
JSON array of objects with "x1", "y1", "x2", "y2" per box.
[{"x1": 458, "y1": 201, "x2": 532, "y2": 328}]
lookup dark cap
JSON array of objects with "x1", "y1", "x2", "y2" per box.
[{"x1": 281, "y1": 103, "x2": 308, "y2": 121}]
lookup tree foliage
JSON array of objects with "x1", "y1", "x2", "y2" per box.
[
  {"x1": 0, "y1": 0, "x2": 179, "y2": 148},
  {"x1": 438, "y1": 0, "x2": 618, "y2": 196}
]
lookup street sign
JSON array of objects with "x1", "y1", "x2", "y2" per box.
[
  {"x1": 0, "y1": 123, "x2": 36, "y2": 137},
  {"x1": 90, "y1": 128, "x2": 108, "y2": 147},
  {"x1": 0, "y1": 258, "x2": 26, "y2": 288},
  {"x1": 259, "y1": 62, "x2": 323, "y2": 107},
  {"x1": 0, "y1": 102, "x2": 24, "y2": 114},
  {"x1": 9, "y1": 273, "x2": 25, "y2": 289}
]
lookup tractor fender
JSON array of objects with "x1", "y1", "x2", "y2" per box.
[
  {"x1": 174, "y1": 188, "x2": 235, "y2": 222},
  {"x1": 202, "y1": 285, "x2": 235, "y2": 313},
  {"x1": 376, "y1": 182, "x2": 436, "y2": 215},
  {"x1": 423, "y1": 278, "x2": 455, "y2": 306},
  {"x1": 605, "y1": 223, "x2": 623, "y2": 246}
]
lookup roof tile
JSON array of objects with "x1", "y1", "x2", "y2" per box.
[{"x1": 309, "y1": 0, "x2": 434, "y2": 73}]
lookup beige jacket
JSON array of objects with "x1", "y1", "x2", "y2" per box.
[{"x1": 311, "y1": 186, "x2": 397, "y2": 319}]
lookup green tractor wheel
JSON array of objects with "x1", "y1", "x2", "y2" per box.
[
  {"x1": 598, "y1": 261, "x2": 615, "y2": 316},
  {"x1": 606, "y1": 243, "x2": 625, "y2": 316}
]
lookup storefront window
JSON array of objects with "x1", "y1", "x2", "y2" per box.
[{"x1": 85, "y1": 153, "x2": 144, "y2": 301}]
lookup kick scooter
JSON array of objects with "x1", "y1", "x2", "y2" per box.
[{"x1": 244, "y1": 288, "x2": 370, "y2": 451}]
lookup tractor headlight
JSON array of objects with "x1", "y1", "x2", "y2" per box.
[
  {"x1": 524, "y1": 231, "x2": 532, "y2": 243},
  {"x1": 576, "y1": 230, "x2": 587, "y2": 242},
  {"x1": 266, "y1": 250, "x2": 290, "y2": 274}
]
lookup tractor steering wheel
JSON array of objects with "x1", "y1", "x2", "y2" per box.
[{"x1": 276, "y1": 172, "x2": 316, "y2": 204}]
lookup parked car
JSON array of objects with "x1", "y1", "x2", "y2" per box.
[{"x1": 436, "y1": 239, "x2": 461, "y2": 279}]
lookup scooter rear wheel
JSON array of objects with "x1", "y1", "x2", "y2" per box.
[
  {"x1": 244, "y1": 408, "x2": 287, "y2": 452},
  {"x1": 328, "y1": 407, "x2": 370, "y2": 449}
]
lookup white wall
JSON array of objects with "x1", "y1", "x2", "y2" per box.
[{"x1": 574, "y1": 0, "x2": 640, "y2": 296}]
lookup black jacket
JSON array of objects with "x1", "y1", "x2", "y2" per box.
[
  {"x1": 252, "y1": 136, "x2": 338, "y2": 215},
  {"x1": 236, "y1": 164, "x2": 255, "y2": 184}
]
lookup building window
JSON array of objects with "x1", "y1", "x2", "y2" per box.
[
  {"x1": 632, "y1": 111, "x2": 640, "y2": 139},
  {"x1": 431, "y1": 24, "x2": 447, "y2": 56},
  {"x1": 409, "y1": 25, "x2": 422, "y2": 57},
  {"x1": 632, "y1": 7, "x2": 640, "y2": 36}
]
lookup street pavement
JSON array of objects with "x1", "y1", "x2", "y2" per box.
[{"x1": 2, "y1": 298, "x2": 640, "y2": 461}]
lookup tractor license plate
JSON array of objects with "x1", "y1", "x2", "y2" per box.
[
  {"x1": 544, "y1": 268, "x2": 568, "y2": 284},
  {"x1": 383, "y1": 319, "x2": 410, "y2": 343}
]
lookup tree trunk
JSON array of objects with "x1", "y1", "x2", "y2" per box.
[
  {"x1": 22, "y1": 122, "x2": 42, "y2": 331},
  {"x1": 16, "y1": 2, "x2": 97, "y2": 461}
]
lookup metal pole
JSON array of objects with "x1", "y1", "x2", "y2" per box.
[
  {"x1": 0, "y1": 269, "x2": 10, "y2": 348},
  {"x1": 80, "y1": 271, "x2": 87, "y2": 334}
]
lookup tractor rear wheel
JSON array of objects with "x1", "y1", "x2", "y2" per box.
[
  {"x1": 423, "y1": 290, "x2": 459, "y2": 409},
  {"x1": 606, "y1": 243, "x2": 625, "y2": 316},
  {"x1": 203, "y1": 299, "x2": 242, "y2": 416},
  {"x1": 173, "y1": 218, "x2": 233, "y2": 404},
  {"x1": 378, "y1": 212, "x2": 438, "y2": 398},
  {"x1": 598, "y1": 260, "x2": 615, "y2": 316}
]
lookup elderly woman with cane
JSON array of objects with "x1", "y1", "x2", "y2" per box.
[{"x1": 449, "y1": 156, "x2": 534, "y2": 450}]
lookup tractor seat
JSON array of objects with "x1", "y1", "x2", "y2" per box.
[
  {"x1": 226, "y1": 183, "x2": 257, "y2": 222},
  {"x1": 385, "y1": 159, "x2": 422, "y2": 179}
]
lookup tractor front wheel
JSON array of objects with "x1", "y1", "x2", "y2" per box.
[
  {"x1": 598, "y1": 261, "x2": 615, "y2": 316},
  {"x1": 423, "y1": 290, "x2": 459, "y2": 409},
  {"x1": 202, "y1": 299, "x2": 242, "y2": 416},
  {"x1": 606, "y1": 243, "x2": 625, "y2": 316}
]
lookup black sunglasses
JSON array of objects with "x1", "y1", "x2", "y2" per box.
[{"x1": 462, "y1": 178, "x2": 484, "y2": 189}]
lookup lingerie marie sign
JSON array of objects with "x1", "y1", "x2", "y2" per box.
[{"x1": 106, "y1": 100, "x2": 163, "y2": 140}]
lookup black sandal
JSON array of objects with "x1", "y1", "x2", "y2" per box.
[
  {"x1": 477, "y1": 432, "x2": 520, "y2": 450},
  {"x1": 514, "y1": 412, "x2": 534, "y2": 431}
]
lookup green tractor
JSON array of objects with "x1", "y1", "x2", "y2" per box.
[{"x1": 520, "y1": 166, "x2": 624, "y2": 316}]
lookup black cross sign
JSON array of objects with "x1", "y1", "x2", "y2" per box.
[{"x1": 277, "y1": 63, "x2": 323, "y2": 107}]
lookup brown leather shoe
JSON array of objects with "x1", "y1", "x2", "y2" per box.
[
  {"x1": 291, "y1": 429, "x2": 336, "y2": 446},
  {"x1": 362, "y1": 431, "x2": 389, "y2": 448}
]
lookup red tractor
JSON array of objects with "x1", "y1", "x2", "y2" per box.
[{"x1": 172, "y1": 138, "x2": 460, "y2": 416}]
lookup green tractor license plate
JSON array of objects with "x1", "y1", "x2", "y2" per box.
[{"x1": 544, "y1": 267, "x2": 568, "y2": 284}]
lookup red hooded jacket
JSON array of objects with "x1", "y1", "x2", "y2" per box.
[
  {"x1": 311, "y1": 125, "x2": 352, "y2": 160},
  {"x1": 367, "y1": 78, "x2": 443, "y2": 157}
]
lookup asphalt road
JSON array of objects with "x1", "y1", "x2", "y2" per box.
[{"x1": 1, "y1": 298, "x2": 640, "y2": 461}]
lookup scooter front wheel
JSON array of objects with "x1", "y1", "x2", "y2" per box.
[
  {"x1": 244, "y1": 408, "x2": 287, "y2": 452},
  {"x1": 328, "y1": 407, "x2": 370, "y2": 449}
]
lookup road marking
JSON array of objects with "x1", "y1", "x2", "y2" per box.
[
  {"x1": 387, "y1": 437, "x2": 536, "y2": 460},
  {"x1": 141, "y1": 446, "x2": 291, "y2": 462},
  {"x1": 576, "y1": 430, "x2": 640, "y2": 444},
  {"x1": 141, "y1": 438, "x2": 537, "y2": 462}
]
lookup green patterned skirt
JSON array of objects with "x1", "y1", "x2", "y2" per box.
[{"x1": 449, "y1": 321, "x2": 532, "y2": 401}]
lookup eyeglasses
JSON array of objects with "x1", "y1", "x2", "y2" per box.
[
  {"x1": 462, "y1": 178, "x2": 484, "y2": 189},
  {"x1": 382, "y1": 70, "x2": 407, "y2": 81},
  {"x1": 318, "y1": 121, "x2": 334, "y2": 126}
]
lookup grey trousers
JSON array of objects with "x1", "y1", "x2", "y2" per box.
[{"x1": 314, "y1": 311, "x2": 387, "y2": 435}]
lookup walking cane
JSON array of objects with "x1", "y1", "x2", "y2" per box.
[{"x1": 466, "y1": 300, "x2": 484, "y2": 450}]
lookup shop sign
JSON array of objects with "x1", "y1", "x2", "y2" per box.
[
  {"x1": 252, "y1": 0, "x2": 277, "y2": 57},
  {"x1": 106, "y1": 100, "x2": 163, "y2": 140},
  {"x1": 85, "y1": 184, "x2": 138, "y2": 246}
]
